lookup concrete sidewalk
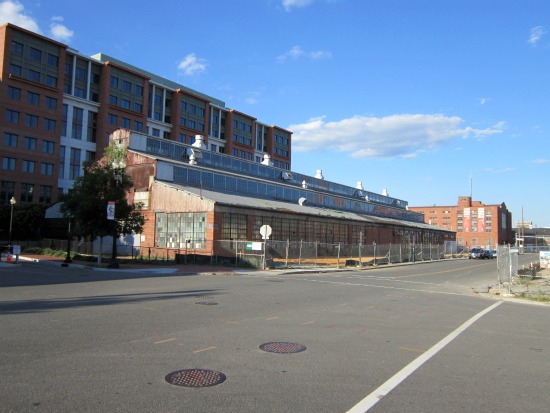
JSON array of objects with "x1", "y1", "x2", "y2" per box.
[{"x1": 1, "y1": 253, "x2": 244, "y2": 276}]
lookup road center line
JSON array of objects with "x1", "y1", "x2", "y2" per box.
[{"x1": 346, "y1": 301, "x2": 503, "y2": 413}]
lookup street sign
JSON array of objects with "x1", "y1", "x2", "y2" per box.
[
  {"x1": 107, "y1": 201, "x2": 115, "y2": 220},
  {"x1": 259, "y1": 224, "x2": 272, "y2": 240}
]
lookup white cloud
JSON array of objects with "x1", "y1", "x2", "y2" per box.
[
  {"x1": 478, "y1": 97, "x2": 489, "y2": 105},
  {"x1": 277, "y1": 45, "x2": 332, "y2": 62},
  {"x1": 0, "y1": 2, "x2": 74, "y2": 43},
  {"x1": 283, "y1": 0, "x2": 314, "y2": 11},
  {"x1": 0, "y1": 1, "x2": 41, "y2": 33},
  {"x1": 528, "y1": 26, "x2": 546, "y2": 46},
  {"x1": 289, "y1": 114, "x2": 505, "y2": 159},
  {"x1": 532, "y1": 159, "x2": 549, "y2": 164},
  {"x1": 49, "y1": 16, "x2": 73, "y2": 43},
  {"x1": 177, "y1": 53, "x2": 207, "y2": 76}
]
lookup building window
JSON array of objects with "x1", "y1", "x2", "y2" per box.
[
  {"x1": 135, "y1": 85, "x2": 143, "y2": 96},
  {"x1": 4, "y1": 133, "x2": 18, "y2": 147},
  {"x1": 71, "y1": 108, "x2": 83, "y2": 139},
  {"x1": 121, "y1": 117, "x2": 131, "y2": 128},
  {"x1": 45, "y1": 75, "x2": 57, "y2": 88},
  {"x1": 27, "y1": 69, "x2": 40, "y2": 82},
  {"x1": 6, "y1": 109, "x2": 20, "y2": 124},
  {"x1": 42, "y1": 140, "x2": 55, "y2": 154},
  {"x1": 45, "y1": 96, "x2": 57, "y2": 110},
  {"x1": 69, "y1": 148, "x2": 81, "y2": 179},
  {"x1": 8, "y1": 86, "x2": 21, "y2": 101},
  {"x1": 122, "y1": 80, "x2": 131, "y2": 92},
  {"x1": 221, "y1": 213, "x2": 247, "y2": 240},
  {"x1": 29, "y1": 47, "x2": 42, "y2": 61},
  {"x1": 26, "y1": 114, "x2": 39, "y2": 128},
  {"x1": 24, "y1": 136, "x2": 37, "y2": 150},
  {"x1": 178, "y1": 133, "x2": 186, "y2": 143},
  {"x1": 152, "y1": 128, "x2": 160, "y2": 137},
  {"x1": 27, "y1": 91, "x2": 40, "y2": 105},
  {"x1": 75, "y1": 67, "x2": 86, "y2": 81},
  {"x1": 74, "y1": 87, "x2": 86, "y2": 98},
  {"x1": 41, "y1": 163, "x2": 54, "y2": 176},
  {"x1": 22, "y1": 160, "x2": 35, "y2": 173},
  {"x1": 108, "y1": 114, "x2": 117, "y2": 126},
  {"x1": 87, "y1": 112, "x2": 97, "y2": 143},
  {"x1": 9, "y1": 63, "x2": 22, "y2": 76},
  {"x1": 59, "y1": 146, "x2": 65, "y2": 179},
  {"x1": 11, "y1": 41, "x2": 23, "y2": 55},
  {"x1": 47, "y1": 53, "x2": 59, "y2": 67},
  {"x1": 0, "y1": 181, "x2": 16, "y2": 204},
  {"x1": 121, "y1": 99, "x2": 130, "y2": 109},
  {"x1": 44, "y1": 118, "x2": 56, "y2": 132},
  {"x1": 21, "y1": 183, "x2": 34, "y2": 203},
  {"x1": 134, "y1": 121, "x2": 143, "y2": 132},
  {"x1": 2, "y1": 157, "x2": 16, "y2": 170},
  {"x1": 111, "y1": 76, "x2": 119, "y2": 88},
  {"x1": 155, "y1": 212, "x2": 207, "y2": 248},
  {"x1": 39, "y1": 185, "x2": 52, "y2": 204},
  {"x1": 109, "y1": 95, "x2": 118, "y2": 105},
  {"x1": 133, "y1": 102, "x2": 142, "y2": 113}
]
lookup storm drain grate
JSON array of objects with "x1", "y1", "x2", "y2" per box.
[
  {"x1": 165, "y1": 369, "x2": 226, "y2": 387},
  {"x1": 194, "y1": 295, "x2": 214, "y2": 299},
  {"x1": 195, "y1": 301, "x2": 218, "y2": 305},
  {"x1": 259, "y1": 342, "x2": 307, "y2": 354}
]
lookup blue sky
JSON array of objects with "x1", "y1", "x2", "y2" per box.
[{"x1": 2, "y1": 0, "x2": 549, "y2": 227}]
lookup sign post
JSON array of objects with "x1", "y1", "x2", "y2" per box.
[{"x1": 259, "y1": 225, "x2": 272, "y2": 269}]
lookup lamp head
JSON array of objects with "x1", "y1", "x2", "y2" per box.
[{"x1": 10, "y1": 196, "x2": 16, "y2": 206}]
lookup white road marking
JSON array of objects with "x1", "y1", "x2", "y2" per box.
[{"x1": 346, "y1": 301, "x2": 503, "y2": 412}]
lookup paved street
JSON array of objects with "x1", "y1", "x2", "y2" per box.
[{"x1": 1, "y1": 256, "x2": 548, "y2": 412}]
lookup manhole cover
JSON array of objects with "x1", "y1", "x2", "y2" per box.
[
  {"x1": 165, "y1": 369, "x2": 226, "y2": 387},
  {"x1": 195, "y1": 301, "x2": 218, "y2": 305},
  {"x1": 259, "y1": 342, "x2": 306, "y2": 354}
]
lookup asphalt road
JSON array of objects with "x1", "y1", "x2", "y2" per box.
[{"x1": 1, "y1": 256, "x2": 548, "y2": 413}]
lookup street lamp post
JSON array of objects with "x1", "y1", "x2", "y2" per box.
[
  {"x1": 108, "y1": 159, "x2": 126, "y2": 269},
  {"x1": 8, "y1": 196, "x2": 16, "y2": 248},
  {"x1": 62, "y1": 220, "x2": 72, "y2": 267}
]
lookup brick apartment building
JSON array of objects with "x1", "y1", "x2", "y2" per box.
[
  {"x1": 0, "y1": 23, "x2": 291, "y2": 206},
  {"x1": 409, "y1": 196, "x2": 513, "y2": 248}
]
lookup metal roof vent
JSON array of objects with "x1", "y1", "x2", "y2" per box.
[
  {"x1": 356, "y1": 181, "x2": 364, "y2": 190},
  {"x1": 261, "y1": 153, "x2": 274, "y2": 166},
  {"x1": 298, "y1": 197, "x2": 307, "y2": 206},
  {"x1": 315, "y1": 169, "x2": 324, "y2": 179},
  {"x1": 281, "y1": 171, "x2": 293, "y2": 181}
]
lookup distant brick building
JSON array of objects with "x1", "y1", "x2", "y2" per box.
[
  {"x1": 409, "y1": 196, "x2": 513, "y2": 248},
  {"x1": 0, "y1": 23, "x2": 291, "y2": 207}
]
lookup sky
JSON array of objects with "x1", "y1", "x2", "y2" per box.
[{"x1": 1, "y1": 0, "x2": 549, "y2": 227}]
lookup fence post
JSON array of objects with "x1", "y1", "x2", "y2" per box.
[
  {"x1": 389, "y1": 243, "x2": 392, "y2": 265},
  {"x1": 299, "y1": 240, "x2": 303, "y2": 266},
  {"x1": 286, "y1": 239, "x2": 289, "y2": 267},
  {"x1": 373, "y1": 242, "x2": 376, "y2": 266},
  {"x1": 358, "y1": 233, "x2": 362, "y2": 266},
  {"x1": 315, "y1": 241, "x2": 318, "y2": 266},
  {"x1": 337, "y1": 243, "x2": 341, "y2": 268}
]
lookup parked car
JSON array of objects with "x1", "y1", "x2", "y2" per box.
[
  {"x1": 483, "y1": 250, "x2": 496, "y2": 259},
  {"x1": 468, "y1": 248, "x2": 485, "y2": 259}
]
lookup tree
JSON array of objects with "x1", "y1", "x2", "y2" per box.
[
  {"x1": 59, "y1": 144, "x2": 145, "y2": 262},
  {"x1": 0, "y1": 203, "x2": 46, "y2": 242}
]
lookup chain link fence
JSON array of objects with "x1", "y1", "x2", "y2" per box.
[{"x1": 17, "y1": 238, "x2": 467, "y2": 269}]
